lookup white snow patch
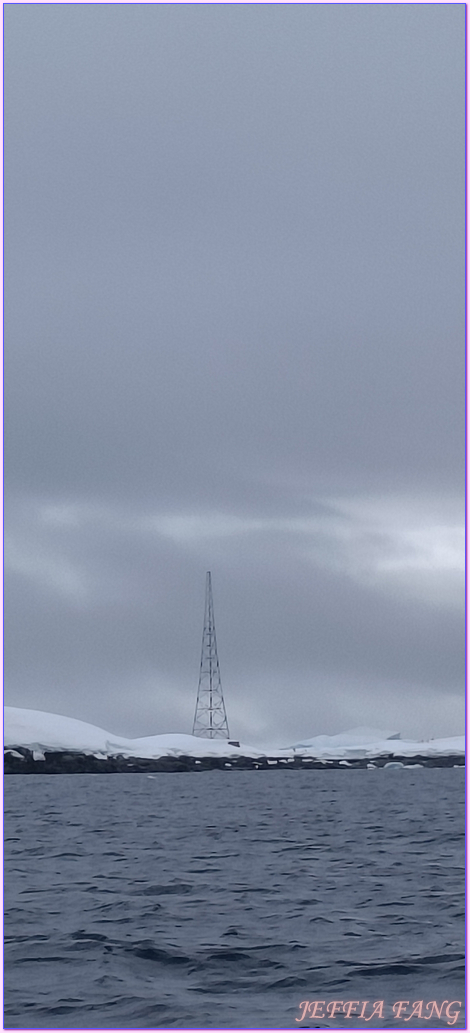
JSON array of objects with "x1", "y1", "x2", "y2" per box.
[
  {"x1": 3, "y1": 707, "x2": 465, "y2": 762},
  {"x1": 4, "y1": 707, "x2": 263, "y2": 759},
  {"x1": 290, "y1": 726, "x2": 400, "y2": 748}
]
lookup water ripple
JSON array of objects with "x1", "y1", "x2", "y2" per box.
[{"x1": 4, "y1": 769, "x2": 465, "y2": 1029}]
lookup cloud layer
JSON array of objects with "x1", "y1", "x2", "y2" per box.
[{"x1": 5, "y1": 4, "x2": 464, "y2": 742}]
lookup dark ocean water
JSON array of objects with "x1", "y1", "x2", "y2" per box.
[{"x1": 4, "y1": 769, "x2": 465, "y2": 1030}]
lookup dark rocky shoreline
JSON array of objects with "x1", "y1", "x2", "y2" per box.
[{"x1": 4, "y1": 747, "x2": 465, "y2": 774}]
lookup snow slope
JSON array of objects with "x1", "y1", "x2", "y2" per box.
[
  {"x1": 4, "y1": 708, "x2": 262, "y2": 759},
  {"x1": 4, "y1": 707, "x2": 465, "y2": 761}
]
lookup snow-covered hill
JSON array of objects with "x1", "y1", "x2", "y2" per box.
[{"x1": 4, "y1": 706, "x2": 465, "y2": 762}]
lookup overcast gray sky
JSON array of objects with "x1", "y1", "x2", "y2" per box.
[{"x1": 5, "y1": 3, "x2": 465, "y2": 744}]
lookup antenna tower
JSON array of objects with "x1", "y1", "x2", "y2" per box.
[{"x1": 192, "y1": 572, "x2": 230, "y2": 738}]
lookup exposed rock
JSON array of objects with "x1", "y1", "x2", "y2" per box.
[{"x1": 3, "y1": 748, "x2": 465, "y2": 774}]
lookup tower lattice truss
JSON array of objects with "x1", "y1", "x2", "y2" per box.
[{"x1": 192, "y1": 572, "x2": 230, "y2": 739}]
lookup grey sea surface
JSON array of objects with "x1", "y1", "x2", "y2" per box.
[{"x1": 4, "y1": 770, "x2": 465, "y2": 1029}]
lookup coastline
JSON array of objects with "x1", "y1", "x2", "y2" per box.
[{"x1": 4, "y1": 747, "x2": 465, "y2": 774}]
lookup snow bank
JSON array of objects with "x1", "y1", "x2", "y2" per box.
[
  {"x1": 4, "y1": 708, "x2": 262, "y2": 759},
  {"x1": 290, "y1": 726, "x2": 401, "y2": 748},
  {"x1": 4, "y1": 707, "x2": 465, "y2": 761}
]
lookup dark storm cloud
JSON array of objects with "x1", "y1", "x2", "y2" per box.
[{"x1": 5, "y1": 4, "x2": 465, "y2": 741}]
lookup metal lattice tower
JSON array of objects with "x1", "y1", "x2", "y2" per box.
[{"x1": 192, "y1": 572, "x2": 230, "y2": 739}]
